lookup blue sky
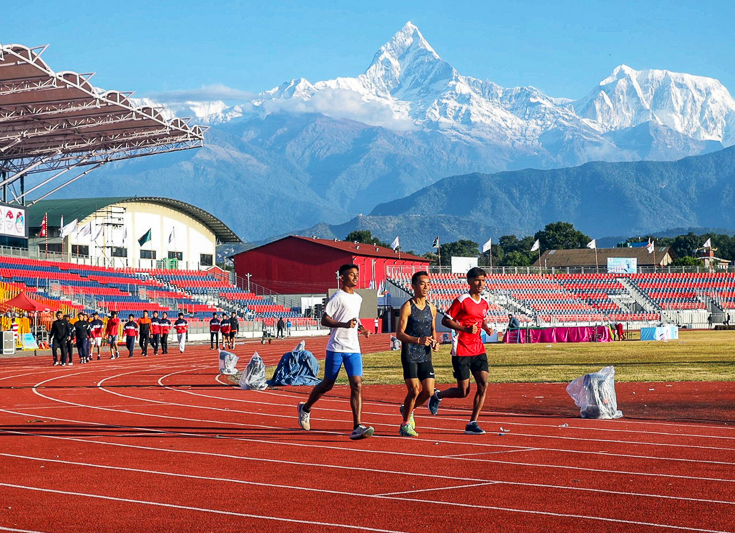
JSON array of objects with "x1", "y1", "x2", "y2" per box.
[{"x1": 3, "y1": 0, "x2": 733, "y2": 101}]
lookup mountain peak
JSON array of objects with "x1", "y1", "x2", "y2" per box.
[{"x1": 363, "y1": 22, "x2": 451, "y2": 96}]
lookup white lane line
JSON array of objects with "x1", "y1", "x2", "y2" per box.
[
  {"x1": 0, "y1": 482, "x2": 407, "y2": 533},
  {"x1": 0, "y1": 480, "x2": 730, "y2": 533},
  {"x1": 24, "y1": 373, "x2": 735, "y2": 484},
  {"x1": 444, "y1": 448, "x2": 543, "y2": 458},
  {"x1": 141, "y1": 375, "x2": 735, "y2": 460},
  {"x1": 196, "y1": 372, "x2": 735, "y2": 442},
  {"x1": 0, "y1": 527, "x2": 49, "y2": 533},
  {"x1": 2, "y1": 421, "x2": 735, "y2": 509},
  {"x1": 17, "y1": 368, "x2": 735, "y2": 483},
  {"x1": 375, "y1": 481, "x2": 499, "y2": 497}
]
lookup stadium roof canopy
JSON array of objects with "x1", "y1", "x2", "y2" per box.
[
  {"x1": 0, "y1": 43, "x2": 205, "y2": 204},
  {"x1": 28, "y1": 197, "x2": 241, "y2": 244}
]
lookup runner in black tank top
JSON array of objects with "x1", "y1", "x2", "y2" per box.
[{"x1": 396, "y1": 271, "x2": 438, "y2": 437}]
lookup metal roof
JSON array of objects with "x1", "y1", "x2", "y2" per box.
[
  {"x1": 28, "y1": 197, "x2": 241, "y2": 244},
  {"x1": 0, "y1": 43, "x2": 205, "y2": 203},
  {"x1": 238, "y1": 235, "x2": 429, "y2": 262},
  {"x1": 534, "y1": 247, "x2": 673, "y2": 268}
]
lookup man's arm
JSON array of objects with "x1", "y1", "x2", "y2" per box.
[
  {"x1": 441, "y1": 314, "x2": 477, "y2": 335},
  {"x1": 321, "y1": 313, "x2": 355, "y2": 329}
]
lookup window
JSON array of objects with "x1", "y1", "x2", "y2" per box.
[
  {"x1": 72, "y1": 245, "x2": 89, "y2": 256},
  {"x1": 46, "y1": 243, "x2": 62, "y2": 253},
  {"x1": 200, "y1": 253, "x2": 213, "y2": 266},
  {"x1": 168, "y1": 251, "x2": 183, "y2": 260},
  {"x1": 140, "y1": 250, "x2": 156, "y2": 259},
  {"x1": 111, "y1": 247, "x2": 127, "y2": 258}
]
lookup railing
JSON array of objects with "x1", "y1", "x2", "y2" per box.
[{"x1": 386, "y1": 264, "x2": 735, "y2": 278}]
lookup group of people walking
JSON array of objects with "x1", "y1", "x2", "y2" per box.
[
  {"x1": 208, "y1": 312, "x2": 240, "y2": 350},
  {"x1": 297, "y1": 264, "x2": 494, "y2": 439},
  {"x1": 50, "y1": 310, "x2": 189, "y2": 365}
]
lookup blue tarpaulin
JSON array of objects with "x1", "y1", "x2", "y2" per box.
[{"x1": 267, "y1": 342, "x2": 321, "y2": 386}]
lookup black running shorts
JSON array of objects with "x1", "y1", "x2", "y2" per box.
[
  {"x1": 451, "y1": 353, "x2": 489, "y2": 381},
  {"x1": 401, "y1": 351, "x2": 435, "y2": 381}
]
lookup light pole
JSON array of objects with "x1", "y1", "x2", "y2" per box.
[{"x1": 245, "y1": 273, "x2": 252, "y2": 293}]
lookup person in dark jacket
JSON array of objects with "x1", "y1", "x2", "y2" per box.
[
  {"x1": 51, "y1": 311, "x2": 70, "y2": 366},
  {"x1": 277, "y1": 317, "x2": 285, "y2": 338},
  {"x1": 74, "y1": 313, "x2": 91, "y2": 364},
  {"x1": 138, "y1": 311, "x2": 151, "y2": 356},
  {"x1": 64, "y1": 315, "x2": 74, "y2": 365},
  {"x1": 229, "y1": 314, "x2": 239, "y2": 348}
]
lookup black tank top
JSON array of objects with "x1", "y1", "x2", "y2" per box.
[{"x1": 402, "y1": 299, "x2": 433, "y2": 363}]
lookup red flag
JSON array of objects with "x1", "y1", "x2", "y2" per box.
[{"x1": 39, "y1": 213, "x2": 47, "y2": 237}]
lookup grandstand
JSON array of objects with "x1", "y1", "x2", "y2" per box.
[{"x1": 386, "y1": 269, "x2": 735, "y2": 329}]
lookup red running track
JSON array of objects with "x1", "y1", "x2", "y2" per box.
[{"x1": 0, "y1": 342, "x2": 734, "y2": 532}]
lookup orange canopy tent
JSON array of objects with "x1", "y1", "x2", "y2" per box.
[{"x1": 3, "y1": 292, "x2": 56, "y2": 313}]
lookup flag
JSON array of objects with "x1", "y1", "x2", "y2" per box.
[
  {"x1": 78, "y1": 223, "x2": 91, "y2": 238},
  {"x1": 703, "y1": 238, "x2": 712, "y2": 248},
  {"x1": 431, "y1": 236, "x2": 439, "y2": 248},
  {"x1": 530, "y1": 239, "x2": 540, "y2": 252},
  {"x1": 123, "y1": 226, "x2": 127, "y2": 242},
  {"x1": 168, "y1": 227, "x2": 175, "y2": 244},
  {"x1": 586, "y1": 239, "x2": 596, "y2": 250},
  {"x1": 60, "y1": 218, "x2": 77, "y2": 239},
  {"x1": 138, "y1": 228, "x2": 152, "y2": 247},
  {"x1": 39, "y1": 213, "x2": 47, "y2": 238},
  {"x1": 390, "y1": 236, "x2": 400, "y2": 251},
  {"x1": 482, "y1": 238, "x2": 492, "y2": 253},
  {"x1": 646, "y1": 240, "x2": 654, "y2": 254},
  {"x1": 92, "y1": 226, "x2": 103, "y2": 243}
]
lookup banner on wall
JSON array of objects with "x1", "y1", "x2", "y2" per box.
[
  {"x1": 607, "y1": 257, "x2": 637, "y2": 274},
  {"x1": 0, "y1": 203, "x2": 27, "y2": 238}
]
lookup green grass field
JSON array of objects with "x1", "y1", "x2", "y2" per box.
[{"x1": 351, "y1": 330, "x2": 735, "y2": 385}]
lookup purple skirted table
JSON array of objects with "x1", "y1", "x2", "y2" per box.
[{"x1": 504, "y1": 326, "x2": 612, "y2": 344}]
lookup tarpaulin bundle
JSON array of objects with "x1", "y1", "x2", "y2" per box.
[
  {"x1": 239, "y1": 352, "x2": 267, "y2": 390},
  {"x1": 218, "y1": 350, "x2": 239, "y2": 375},
  {"x1": 566, "y1": 366, "x2": 623, "y2": 419},
  {"x1": 267, "y1": 341, "x2": 320, "y2": 386}
]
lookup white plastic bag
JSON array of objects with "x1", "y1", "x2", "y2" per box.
[
  {"x1": 566, "y1": 366, "x2": 623, "y2": 419},
  {"x1": 218, "y1": 349, "x2": 239, "y2": 375},
  {"x1": 390, "y1": 336, "x2": 402, "y2": 351},
  {"x1": 239, "y1": 352, "x2": 267, "y2": 390}
]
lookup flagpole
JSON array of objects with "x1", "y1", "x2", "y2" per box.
[
  {"x1": 595, "y1": 247, "x2": 599, "y2": 273},
  {"x1": 437, "y1": 242, "x2": 441, "y2": 270},
  {"x1": 653, "y1": 241, "x2": 656, "y2": 273}
]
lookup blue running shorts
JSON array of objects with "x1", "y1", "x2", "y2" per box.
[{"x1": 324, "y1": 351, "x2": 363, "y2": 381}]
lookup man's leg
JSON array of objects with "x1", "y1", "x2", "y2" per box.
[
  {"x1": 348, "y1": 375, "x2": 364, "y2": 428},
  {"x1": 469, "y1": 370, "x2": 489, "y2": 422},
  {"x1": 437, "y1": 379, "x2": 471, "y2": 400},
  {"x1": 402, "y1": 378, "x2": 421, "y2": 423},
  {"x1": 414, "y1": 377, "x2": 435, "y2": 410},
  {"x1": 52, "y1": 340, "x2": 59, "y2": 364},
  {"x1": 161, "y1": 335, "x2": 168, "y2": 354}
]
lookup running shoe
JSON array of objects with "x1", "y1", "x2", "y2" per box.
[
  {"x1": 399, "y1": 405, "x2": 415, "y2": 428},
  {"x1": 67, "y1": 362, "x2": 73, "y2": 366},
  {"x1": 399, "y1": 423, "x2": 418, "y2": 437},
  {"x1": 53, "y1": 362, "x2": 60, "y2": 366},
  {"x1": 428, "y1": 390, "x2": 441, "y2": 415},
  {"x1": 297, "y1": 402, "x2": 311, "y2": 431},
  {"x1": 350, "y1": 425, "x2": 374, "y2": 440},
  {"x1": 464, "y1": 421, "x2": 486, "y2": 435}
]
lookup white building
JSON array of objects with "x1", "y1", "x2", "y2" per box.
[{"x1": 28, "y1": 197, "x2": 241, "y2": 270}]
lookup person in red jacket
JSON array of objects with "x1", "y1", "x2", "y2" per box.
[
  {"x1": 89, "y1": 312, "x2": 105, "y2": 360},
  {"x1": 123, "y1": 314, "x2": 138, "y2": 358},
  {"x1": 105, "y1": 311, "x2": 121, "y2": 359},
  {"x1": 219, "y1": 312, "x2": 231, "y2": 349},
  {"x1": 209, "y1": 312, "x2": 221, "y2": 350},
  {"x1": 150, "y1": 311, "x2": 161, "y2": 355},
  {"x1": 159, "y1": 312, "x2": 172, "y2": 354},
  {"x1": 174, "y1": 313, "x2": 189, "y2": 353}
]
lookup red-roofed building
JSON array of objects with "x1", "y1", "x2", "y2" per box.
[{"x1": 233, "y1": 236, "x2": 430, "y2": 294}]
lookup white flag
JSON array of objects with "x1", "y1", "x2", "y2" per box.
[
  {"x1": 168, "y1": 227, "x2": 175, "y2": 244},
  {"x1": 482, "y1": 238, "x2": 492, "y2": 253},
  {"x1": 92, "y1": 226, "x2": 104, "y2": 243},
  {"x1": 703, "y1": 238, "x2": 712, "y2": 248},
  {"x1": 77, "y1": 223, "x2": 91, "y2": 238},
  {"x1": 530, "y1": 239, "x2": 540, "y2": 252},
  {"x1": 390, "y1": 236, "x2": 400, "y2": 251},
  {"x1": 586, "y1": 239, "x2": 596, "y2": 250},
  {"x1": 646, "y1": 240, "x2": 654, "y2": 253},
  {"x1": 60, "y1": 218, "x2": 78, "y2": 239}
]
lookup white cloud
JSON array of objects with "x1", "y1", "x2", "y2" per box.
[
  {"x1": 258, "y1": 88, "x2": 418, "y2": 132},
  {"x1": 146, "y1": 84, "x2": 254, "y2": 103}
]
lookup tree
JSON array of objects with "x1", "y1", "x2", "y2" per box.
[
  {"x1": 503, "y1": 250, "x2": 534, "y2": 267},
  {"x1": 534, "y1": 221, "x2": 591, "y2": 251},
  {"x1": 344, "y1": 230, "x2": 390, "y2": 248},
  {"x1": 671, "y1": 256, "x2": 704, "y2": 267},
  {"x1": 440, "y1": 240, "x2": 479, "y2": 263}
]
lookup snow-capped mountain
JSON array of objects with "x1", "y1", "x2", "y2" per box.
[
  {"x1": 171, "y1": 22, "x2": 735, "y2": 152},
  {"x1": 58, "y1": 23, "x2": 735, "y2": 243}
]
